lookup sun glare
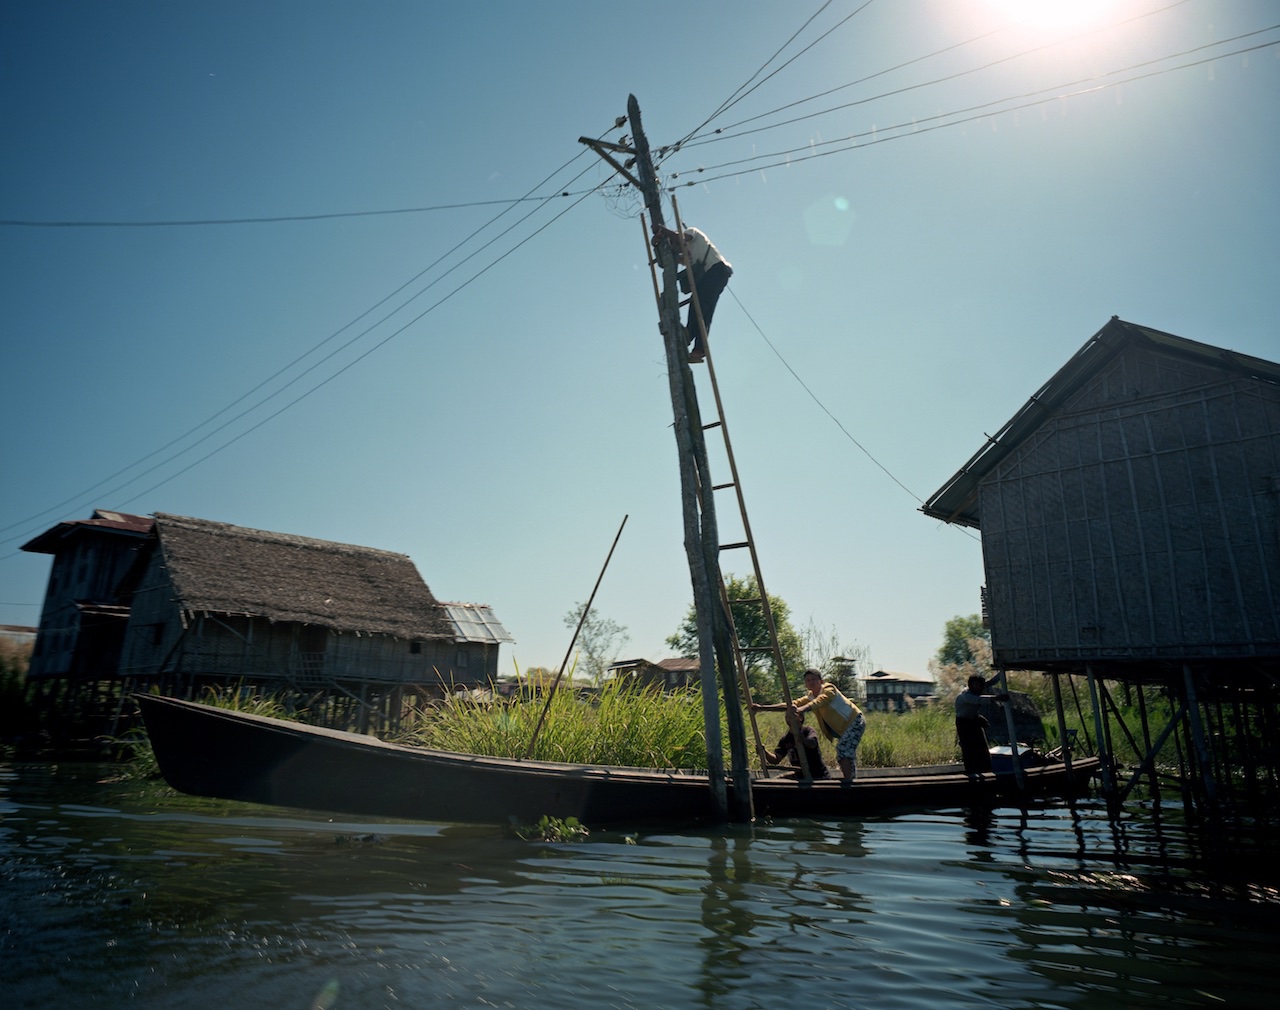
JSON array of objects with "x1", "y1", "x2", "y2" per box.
[{"x1": 986, "y1": 0, "x2": 1117, "y2": 33}]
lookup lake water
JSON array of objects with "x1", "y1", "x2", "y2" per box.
[{"x1": 2, "y1": 762, "x2": 1277, "y2": 1010}]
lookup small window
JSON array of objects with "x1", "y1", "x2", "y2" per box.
[
  {"x1": 409, "y1": 641, "x2": 421, "y2": 655},
  {"x1": 456, "y1": 649, "x2": 469, "y2": 668}
]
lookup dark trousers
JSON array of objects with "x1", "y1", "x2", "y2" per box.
[
  {"x1": 956, "y1": 717, "x2": 993, "y2": 774},
  {"x1": 686, "y1": 262, "x2": 732, "y2": 353}
]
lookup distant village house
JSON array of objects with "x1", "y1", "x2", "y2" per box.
[
  {"x1": 606, "y1": 656, "x2": 700, "y2": 691},
  {"x1": 860, "y1": 670, "x2": 936, "y2": 713}
]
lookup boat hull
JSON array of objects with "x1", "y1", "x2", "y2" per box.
[{"x1": 137, "y1": 695, "x2": 1097, "y2": 826}]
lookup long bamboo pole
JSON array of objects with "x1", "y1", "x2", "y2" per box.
[{"x1": 523, "y1": 515, "x2": 628, "y2": 760}]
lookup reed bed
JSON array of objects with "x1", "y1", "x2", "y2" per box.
[{"x1": 403, "y1": 678, "x2": 715, "y2": 770}]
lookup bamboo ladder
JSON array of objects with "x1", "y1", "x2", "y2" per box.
[{"x1": 641, "y1": 197, "x2": 812, "y2": 781}]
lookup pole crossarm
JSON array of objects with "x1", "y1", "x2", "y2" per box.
[{"x1": 578, "y1": 137, "x2": 642, "y2": 190}]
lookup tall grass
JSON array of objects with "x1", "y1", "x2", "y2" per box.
[
  {"x1": 402, "y1": 678, "x2": 712, "y2": 769},
  {"x1": 752, "y1": 707, "x2": 960, "y2": 770},
  {"x1": 863, "y1": 706, "x2": 960, "y2": 767}
]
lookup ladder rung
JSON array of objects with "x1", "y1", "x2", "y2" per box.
[
  {"x1": 739, "y1": 646, "x2": 773, "y2": 654},
  {"x1": 711, "y1": 482, "x2": 735, "y2": 491},
  {"x1": 735, "y1": 597, "x2": 763, "y2": 605},
  {"x1": 702, "y1": 421, "x2": 723, "y2": 431},
  {"x1": 720, "y1": 541, "x2": 750, "y2": 551}
]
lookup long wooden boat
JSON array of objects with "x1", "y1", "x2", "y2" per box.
[{"x1": 138, "y1": 694, "x2": 1099, "y2": 826}]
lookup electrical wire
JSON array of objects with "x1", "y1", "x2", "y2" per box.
[
  {"x1": 0, "y1": 138, "x2": 616, "y2": 545},
  {"x1": 3, "y1": 10, "x2": 1273, "y2": 547},
  {"x1": 110, "y1": 184, "x2": 604, "y2": 512},
  {"x1": 668, "y1": 0, "x2": 874, "y2": 155},
  {"x1": 0, "y1": 181, "x2": 607, "y2": 561},
  {"x1": 0, "y1": 194, "x2": 579, "y2": 229},
  {"x1": 680, "y1": 0, "x2": 1195, "y2": 149},
  {"x1": 661, "y1": 35, "x2": 1280, "y2": 190},
  {"x1": 726, "y1": 288, "x2": 982, "y2": 542}
]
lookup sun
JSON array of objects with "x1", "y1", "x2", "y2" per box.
[{"x1": 985, "y1": 0, "x2": 1117, "y2": 33}]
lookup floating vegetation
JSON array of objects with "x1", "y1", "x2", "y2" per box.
[{"x1": 509, "y1": 815, "x2": 590, "y2": 843}]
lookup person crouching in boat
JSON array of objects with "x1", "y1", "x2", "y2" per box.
[
  {"x1": 754, "y1": 668, "x2": 866, "y2": 782},
  {"x1": 763, "y1": 711, "x2": 830, "y2": 780}
]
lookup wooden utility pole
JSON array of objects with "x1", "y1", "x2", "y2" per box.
[{"x1": 623, "y1": 94, "x2": 753, "y2": 822}]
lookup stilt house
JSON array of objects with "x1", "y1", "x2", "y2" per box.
[
  {"x1": 23, "y1": 510, "x2": 155, "y2": 683},
  {"x1": 923, "y1": 317, "x2": 1279, "y2": 671},
  {"x1": 22, "y1": 511, "x2": 512, "y2": 733},
  {"x1": 922, "y1": 317, "x2": 1280, "y2": 815},
  {"x1": 117, "y1": 514, "x2": 511, "y2": 694}
]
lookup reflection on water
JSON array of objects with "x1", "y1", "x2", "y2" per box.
[{"x1": 2, "y1": 762, "x2": 1277, "y2": 1010}]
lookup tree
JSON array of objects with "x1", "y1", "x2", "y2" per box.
[
  {"x1": 930, "y1": 614, "x2": 993, "y2": 700},
  {"x1": 563, "y1": 603, "x2": 630, "y2": 685},
  {"x1": 799, "y1": 619, "x2": 870, "y2": 701},
  {"x1": 936, "y1": 614, "x2": 990, "y2": 666},
  {"x1": 666, "y1": 574, "x2": 804, "y2": 704}
]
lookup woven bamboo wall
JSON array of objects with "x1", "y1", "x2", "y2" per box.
[{"x1": 981, "y1": 347, "x2": 1280, "y2": 667}]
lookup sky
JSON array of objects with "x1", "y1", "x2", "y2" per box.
[{"x1": 2, "y1": 1, "x2": 1278, "y2": 683}]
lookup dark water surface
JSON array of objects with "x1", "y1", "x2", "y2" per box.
[{"x1": 2, "y1": 763, "x2": 1277, "y2": 1010}]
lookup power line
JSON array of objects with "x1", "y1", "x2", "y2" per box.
[
  {"x1": 110, "y1": 186, "x2": 604, "y2": 512},
  {"x1": 0, "y1": 181, "x2": 607, "y2": 562},
  {"x1": 0, "y1": 139, "x2": 617, "y2": 546},
  {"x1": 4, "y1": 15, "x2": 1271, "y2": 547},
  {"x1": 668, "y1": 0, "x2": 874, "y2": 155},
  {"x1": 726, "y1": 289, "x2": 981, "y2": 543},
  {"x1": 661, "y1": 36, "x2": 1280, "y2": 190},
  {"x1": 7, "y1": 9, "x2": 1260, "y2": 237},
  {"x1": 0, "y1": 192, "x2": 581, "y2": 229},
  {"x1": 681, "y1": 0, "x2": 1196, "y2": 149}
]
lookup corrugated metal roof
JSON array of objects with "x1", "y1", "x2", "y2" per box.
[
  {"x1": 441, "y1": 603, "x2": 515, "y2": 644},
  {"x1": 920, "y1": 318, "x2": 1280, "y2": 529},
  {"x1": 21, "y1": 509, "x2": 154, "y2": 554}
]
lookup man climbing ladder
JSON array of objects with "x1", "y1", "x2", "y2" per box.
[{"x1": 650, "y1": 223, "x2": 733, "y2": 363}]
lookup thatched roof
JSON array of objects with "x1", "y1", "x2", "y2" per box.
[{"x1": 152, "y1": 513, "x2": 454, "y2": 640}]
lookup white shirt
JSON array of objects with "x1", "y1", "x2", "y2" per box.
[{"x1": 682, "y1": 228, "x2": 730, "y2": 273}]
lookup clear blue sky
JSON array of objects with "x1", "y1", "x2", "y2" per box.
[{"x1": 3, "y1": 1, "x2": 1277, "y2": 680}]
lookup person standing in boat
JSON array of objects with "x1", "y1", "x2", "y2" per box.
[
  {"x1": 764, "y1": 711, "x2": 830, "y2": 779},
  {"x1": 651, "y1": 223, "x2": 732, "y2": 364},
  {"x1": 796, "y1": 668, "x2": 866, "y2": 783},
  {"x1": 755, "y1": 668, "x2": 866, "y2": 782},
  {"x1": 954, "y1": 675, "x2": 1007, "y2": 776}
]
